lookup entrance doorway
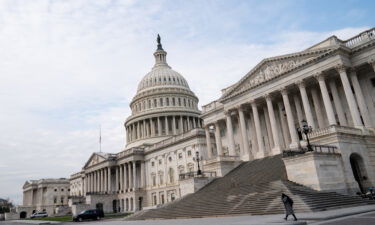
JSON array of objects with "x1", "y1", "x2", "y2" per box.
[
  {"x1": 96, "y1": 203, "x2": 103, "y2": 211},
  {"x1": 138, "y1": 197, "x2": 143, "y2": 210},
  {"x1": 20, "y1": 211, "x2": 27, "y2": 219},
  {"x1": 350, "y1": 153, "x2": 368, "y2": 193},
  {"x1": 112, "y1": 200, "x2": 117, "y2": 213}
]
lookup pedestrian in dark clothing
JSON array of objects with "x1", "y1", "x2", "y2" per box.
[{"x1": 281, "y1": 193, "x2": 297, "y2": 221}]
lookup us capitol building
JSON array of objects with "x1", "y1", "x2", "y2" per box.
[{"x1": 32, "y1": 29, "x2": 375, "y2": 215}]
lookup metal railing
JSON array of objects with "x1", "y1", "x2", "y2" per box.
[
  {"x1": 283, "y1": 144, "x2": 338, "y2": 157},
  {"x1": 179, "y1": 171, "x2": 217, "y2": 181}
]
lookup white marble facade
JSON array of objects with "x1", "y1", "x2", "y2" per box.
[
  {"x1": 71, "y1": 29, "x2": 375, "y2": 213},
  {"x1": 202, "y1": 28, "x2": 375, "y2": 194},
  {"x1": 70, "y1": 36, "x2": 206, "y2": 213}
]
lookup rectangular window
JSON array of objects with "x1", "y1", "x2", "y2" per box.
[{"x1": 371, "y1": 78, "x2": 375, "y2": 87}]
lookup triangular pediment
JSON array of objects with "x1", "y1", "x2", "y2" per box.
[
  {"x1": 83, "y1": 153, "x2": 107, "y2": 169},
  {"x1": 220, "y1": 48, "x2": 334, "y2": 101}
]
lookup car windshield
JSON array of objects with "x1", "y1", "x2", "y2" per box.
[{"x1": 80, "y1": 210, "x2": 88, "y2": 214}]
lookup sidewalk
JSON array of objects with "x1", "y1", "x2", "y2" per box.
[{"x1": 2, "y1": 205, "x2": 375, "y2": 225}]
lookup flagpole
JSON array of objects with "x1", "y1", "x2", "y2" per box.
[{"x1": 99, "y1": 125, "x2": 102, "y2": 153}]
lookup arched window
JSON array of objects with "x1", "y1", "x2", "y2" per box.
[
  {"x1": 172, "y1": 98, "x2": 175, "y2": 106},
  {"x1": 160, "y1": 98, "x2": 163, "y2": 107},
  {"x1": 187, "y1": 163, "x2": 194, "y2": 172},
  {"x1": 168, "y1": 168, "x2": 174, "y2": 183},
  {"x1": 148, "y1": 100, "x2": 151, "y2": 108},
  {"x1": 166, "y1": 98, "x2": 169, "y2": 106},
  {"x1": 158, "y1": 171, "x2": 164, "y2": 185},
  {"x1": 178, "y1": 98, "x2": 181, "y2": 106},
  {"x1": 154, "y1": 99, "x2": 157, "y2": 107},
  {"x1": 183, "y1": 98, "x2": 186, "y2": 107},
  {"x1": 178, "y1": 165, "x2": 185, "y2": 174}
]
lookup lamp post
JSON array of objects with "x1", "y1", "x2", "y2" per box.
[
  {"x1": 193, "y1": 151, "x2": 203, "y2": 175},
  {"x1": 298, "y1": 119, "x2": 313, "y2": 152}
]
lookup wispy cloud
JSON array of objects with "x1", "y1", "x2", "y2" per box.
[{"x1": 0, "y1": 0, "x2": 372, "y2": 204}]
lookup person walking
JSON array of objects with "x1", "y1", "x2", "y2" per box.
[{"x1": 281, "y1": 193, "x2": 297, "y2": 221}]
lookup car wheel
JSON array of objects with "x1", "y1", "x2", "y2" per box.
[
  {"x1": 78, "y1": 217, "x2": 83, "y2": 222},
  {"x1": 96, "y1": 216, "x2": 100, "y2": 220}
]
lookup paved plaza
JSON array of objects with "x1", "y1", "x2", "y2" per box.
[{"x1": 2, "y1": 205, "x2": 375, "y2": 225}]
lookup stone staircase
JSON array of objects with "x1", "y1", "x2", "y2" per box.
[{"x1": 127, "y1": 154, "x2": 372, "y2": 220}]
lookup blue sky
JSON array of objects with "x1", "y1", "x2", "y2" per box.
[{"x1": 0, "y1": 0, "x2": 373, "y2": 204}]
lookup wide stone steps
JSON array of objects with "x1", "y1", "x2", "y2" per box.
[{"x1": 127, "y1": 154, "x2": 372, "y2": 220}]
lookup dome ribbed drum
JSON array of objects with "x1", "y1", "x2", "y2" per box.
[{"x1": 125, "y1": 36, "x2": 201, "y2": 148}]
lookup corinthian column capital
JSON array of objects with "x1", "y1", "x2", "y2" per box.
[
  {"x1": 368, "y1": 57, "x2": 375, "y2": 67},
  {"x1": 313, "y1": 71, "x2": 325, "y2": 81},
  {"x1": 335, "y1": 63, "x2": 347, "y2": 73},
  {"x1": 295, "y1": 80, "x2": 305, "y2": 88},
  {"x1": 280, "y1": 87, "x2": 288, "y2": 95},
  {"x1": 264, "y1": 93, "x2": 271, "y2": 101}
]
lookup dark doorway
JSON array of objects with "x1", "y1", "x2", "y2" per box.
[
  {"x1": 20, "y1": 211, "x2": 27, "y2": 219},
  {"x1": 96, "y1": 203, "x2": 103, "y2": 211},
  {"x1": 350, "y1": 153, "x2": 367, "y2": 193},
  {"x1": 138, "y1": 197, "x2": 143, "y2": 210},
  {"x1": 112, "y1": 200, "x2": 117, "y2": 213}
]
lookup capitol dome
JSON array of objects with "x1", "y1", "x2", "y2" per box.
[{"x1": 125, "y1": 35, "x2": 202, "y2": 148}]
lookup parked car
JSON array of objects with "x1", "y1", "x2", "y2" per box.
[
  {"x1": 73, "y1": 209, "x2": 104, "y2": 222},
  {"x1": 30, "y1": 212, "x2": 48, "y2": 218}
]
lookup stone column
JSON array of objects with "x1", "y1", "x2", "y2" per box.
[
  {"x1": 133, "y1": 161, "x2": 137, "y2": 189},
  {"x1": 238, "y1": 106, "x2": 250, "y2": 156},
  {"x1": 311, "y1": 87, "x2": 325, "y2": 128},
  {"x1": 214, "y1": 121, "x2": 223, "y2": 156},
  {"x1": 350, "y1": 68, "x2": 372, "y2": 127},
  {"x1": 101, "y1": 169, "x2": 104, "y2": 192},
  {"x1": 225, "y1": 111, "x2": 236, "y2": 156},
  {"x1": 128, "y1": 162, "x2": 132, "y2": 190},
  {"x1": 251, "y1": 101, "x2": 265, "y2": 158},
  {"x1": 87, "y1": 174, "x2": 90, "y2": 193},
  {"x1": 263, "y1": 106, "x2": 273, "y2": 151},
  {"x1": 370, "y1": 59, "x2": 375, "y2": 72},
  {"x1": 336, "y1": 64, "x2": 363, "y2": 128},
  {"x1": 165, "y1": 116, "x2": 169, "y2": 135},
  {"x1": 119, "y1": 164, "x2": 123, "y2": 192},
  {"x1": 107, "y1": 167, "x2": 111, "y2": 193},
  {"x1": 293, "y1": 95, "x2": 304, "y2": 127},
  {"x1": 316, "y1": 73, "x2": 337, "y2": 125},
  {"x1": 205, "y1": 126, "x2": 213, "y2": 158},
  {"x1": 140, "y1": 162, "x2": 145, "y2": 188},
  {"x1": 281, "y1": 88, "x2": 299, "y2": 149},
  {"x1": 187, "y1": 117, "x2": 191, "y2": 130},
  {"x1": 103, "y1": 169, "x2": 107, "y2": 192},
  {"x1": 296, "y1": 80, "x2": 316, "y2": 129},
  {"x1": 277, "y1": 101, "x2": 290, "y2": 147},
  {"x1": 124, "y1": 163, "x2": 128, "y2": 191},
  {"x1": 115, "y1": 166, "x2": 119, "y2": 192},
  {"x1": 144, "y1": 121, "x2": 148, "y2": 138},
  {"x1": 157, "y1": 117, "x2": 162, "y2": 136},
  {"x1": 265, "y1": 94, "x2": 282, "y2": 154},
  {"x1": 137, "y1": 122, "x2": 142, "y2": 139},
  {"x1": 133, "y1": 123, "x2": 138, "y2": 141},
  {"x1": 180, "y1": 116, "x2": 184, "y2": 133},
  {"x1": 150, "y1": 118, "x2": 156, "y2": 137},
  {"x1": 172, "y1": 116, "x2": 177, "y2": 135},
  {"x1": 328, "y1": 80, "x2": 347, "y2": 126}
]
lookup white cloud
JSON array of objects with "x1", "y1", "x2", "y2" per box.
[{"x1": 0, "y1": 0, "x2": 370, "y2": 204}]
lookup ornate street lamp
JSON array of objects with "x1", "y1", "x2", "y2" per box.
[
  {"x1": 298, "y1": 120, "x2": 313, "y2": 152},
  {"x1": 193, "y1": 151, "x2": 203, "y2": 175}
]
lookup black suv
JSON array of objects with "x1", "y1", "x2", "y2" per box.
[{"x1": 73, "y1": 209, "x2": 104, "y2": 222}]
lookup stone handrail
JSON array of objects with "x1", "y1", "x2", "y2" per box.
[
  {"x1": 202, "y1": 101, "x2": 223, "y2": 113},
  {"x1": 309, "y1": 125, "x2": 363, "y2": 139},
  {"x1": 283, "y1": 144, "x2": 338, "y2": 157},
  {"x1": 179, "y1": 171, "x2": 217, "y2": 181},
  {"x1": 145, "y1": 128, "x2": 205, "y2": 152},
  {"x1": 117, "y1": 148, "x2": 145, "y2": 158},
  {"x1": 343, "y1": 28, "x2": 375, "y2": 48}
]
